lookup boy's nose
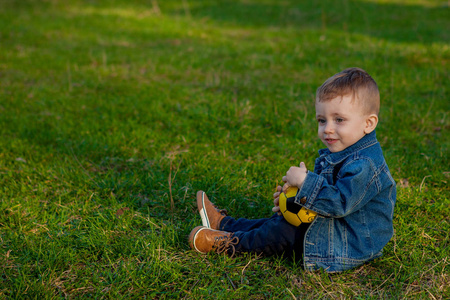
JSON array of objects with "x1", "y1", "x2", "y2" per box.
[{"x1": 324, "y1": 123, "x2": 334, "y2": 134}]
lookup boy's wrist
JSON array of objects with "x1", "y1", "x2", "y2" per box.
[
  {"x1": 296, "y1": 170, "x2": 308, "y2": 189},
  {"x1": 295, "y1": 171, "x2": 314, "y2": 204}
]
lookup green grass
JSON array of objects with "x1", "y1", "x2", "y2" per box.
[{"x1": 0, "y1": 0, "x2": 449, "y2": 298}]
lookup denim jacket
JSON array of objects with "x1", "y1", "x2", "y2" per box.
[{"x1": 296, "y1": 131, "x2": 396, "y2": 272}]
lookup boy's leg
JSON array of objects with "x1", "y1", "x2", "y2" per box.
[
  {"x1": 230, "y1": 214, "x2": 299, "y2": 257},
  {"x1": 193, "y1": 191, "x2": 301, "y2": 257},
  {"x1": 220, "y1": 215, "x2": 272, "y2": 232}
]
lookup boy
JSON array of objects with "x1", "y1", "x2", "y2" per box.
[{"x1": 188, "y1": 68, "x2": 396, "y2": 272}]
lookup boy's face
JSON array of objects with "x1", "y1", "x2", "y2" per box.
[{"x1": 315, "y1": 94, "x2": 372, "y2": 153}]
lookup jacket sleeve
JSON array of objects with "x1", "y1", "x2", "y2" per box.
[{"x1": 296, "y1": 158, "x2": 381, "y2": 218}]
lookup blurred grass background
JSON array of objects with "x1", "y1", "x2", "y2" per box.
[{"x1": 0, "y1": 0, "x2": 449, "y2": 298}]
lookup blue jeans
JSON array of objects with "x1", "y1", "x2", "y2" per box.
[{"x1": 220, "y1": 213, "x2": 309, "y2": 259}]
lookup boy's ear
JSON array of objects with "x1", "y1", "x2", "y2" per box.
[{"x1": 364, "y1": 114, "x2": 378, "y2": 134}]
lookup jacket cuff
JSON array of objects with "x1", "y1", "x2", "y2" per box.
[{"x1": 295, "y1": 172, "x2": 323, "y2": 209}]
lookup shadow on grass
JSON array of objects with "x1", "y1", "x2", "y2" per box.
[{"x1": 166, "y1": 0, "x2": 448, "y2": 44}]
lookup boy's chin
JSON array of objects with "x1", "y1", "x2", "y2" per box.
[
  {"x1": 325, "y1": 144, "x2": 345, "y2": 153},
  {"x1": 322, "y1": 141, "x2": 344, "y2": 153}
]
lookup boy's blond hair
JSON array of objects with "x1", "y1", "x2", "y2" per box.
[{"x1": 316, "y1": 68, "x2": 380, "y2": 115}]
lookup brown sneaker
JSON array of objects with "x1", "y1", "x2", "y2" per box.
[
  {"x1": 197, "y1": 190, "x2": 227, "y2": 230},
  {"x1": 189, "y1": 226, "x2": 239, "y2": 257}
]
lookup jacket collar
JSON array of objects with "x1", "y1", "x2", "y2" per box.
[{"x1": 318, "y1": 131, "x2": 378, "y2": 164}]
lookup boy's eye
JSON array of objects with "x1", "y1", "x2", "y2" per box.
[
  {"x1": 336, "y1": 118, "x2": 344, "y2": 123},
  {"x1": 317, "y1": 118, "x2": 326, "y2": 124}
]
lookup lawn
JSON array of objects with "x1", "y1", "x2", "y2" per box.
[{"x1": 0, "y1": 0, "x2": 449, "y2": 298}]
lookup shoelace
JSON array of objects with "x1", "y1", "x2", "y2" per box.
[
  {"x1": 213, "y1": 205, "x2": 228, "y2": 216},
  {"x1": 213, "y1": 234, "x2": 239, "y2": 257},
  {"x1": 217, "y1": 208, "x2": 228, "y2": 216}
]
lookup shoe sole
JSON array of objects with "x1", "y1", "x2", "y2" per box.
[{"x1": 197, "y1": 191, "x2": 211, "y2": 228}]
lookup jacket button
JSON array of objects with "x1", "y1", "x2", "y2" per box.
[{"x1": 300, "y1": 197, "x2": 307, "y2": 204}]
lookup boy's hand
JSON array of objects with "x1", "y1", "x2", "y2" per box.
[
  {"x1": 272, "y1": 185, "x2": 282, "y2": 215},
  {"x1": 282, "y1": 162, "x2": 308, "y2": 189}
]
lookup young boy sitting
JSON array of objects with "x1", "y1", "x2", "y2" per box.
[{"x1": 188, "y1": 68, "x2": 397, "y2": 272}]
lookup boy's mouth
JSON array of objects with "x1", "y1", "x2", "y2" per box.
[{"x1": 325, "y1": 138, "x2": 338, "y2": 144}]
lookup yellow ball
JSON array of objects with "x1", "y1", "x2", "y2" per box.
[{"x1": 279, "y1": 186, "x2": 317, "y2": 226}]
